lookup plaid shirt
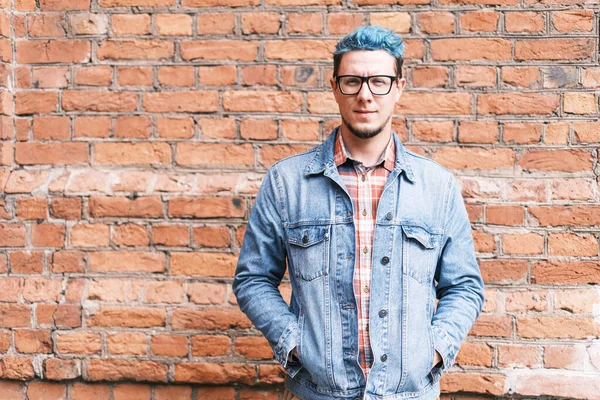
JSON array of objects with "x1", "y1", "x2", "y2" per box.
[{"x1": 334, "y1": 129, "x2": 396, "y2": 380}]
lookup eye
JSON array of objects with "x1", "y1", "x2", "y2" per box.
[{"x1": 343, "y1": 77, "x2": 361, "y2": 86}]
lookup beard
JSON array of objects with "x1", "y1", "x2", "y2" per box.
[{"x1": 341, "y1": 112, "x2": 392, "y2": 140}]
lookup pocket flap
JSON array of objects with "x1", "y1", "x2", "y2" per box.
[
  {"x1": 287, "y1": 225, "x2": 329, "y2": 247},
  {"x1": 401, "y1": 225, "x2": 439, "y2": 249}
]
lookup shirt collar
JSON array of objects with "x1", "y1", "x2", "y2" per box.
[{"x1": 334, "y1": 128, "x2": 396, "y2": 172}]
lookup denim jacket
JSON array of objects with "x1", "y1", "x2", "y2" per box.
[{"x1": 233, "y1": 129, "x2": 484, "y2": 400}]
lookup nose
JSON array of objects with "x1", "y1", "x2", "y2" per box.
[{"x1": 356, "y1": 80, "x2": 374, "y2": 102}]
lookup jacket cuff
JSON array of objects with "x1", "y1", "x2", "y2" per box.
[
  {"x1": 274, "y1": 319, "x2": 302, "y2": 377},
  {"x1": 432, "y1": 325, "x2": 455, "y2": 372}
]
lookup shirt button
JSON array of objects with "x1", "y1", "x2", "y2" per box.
[
  {"x1": 361, "y1": 175, "x2": 366, "y2": 182},
  {"x1": 363, "y1": 246, "x2": 368, "y2": 254},
  {"x1": 363, "y1": 286, "x2": 370, "y2": 293},
  {"x1": 380, "y1": 354, "x2": 387, "y2": 362},
  {"x1": 381, "y1": 256, "x2": 389, "y2": 265},
  {"x1": 379, "y1": 309, "x2": 388, "y2": 318},
  {"x1": 362, "y1": 209, "x2": 367, "y2": 216},
  {"x1": 385, "y1": 212, "x2": 393, "y2": 220},
  {"x1": 365, "y1": 325, "x2": 369, "y2": 332}
]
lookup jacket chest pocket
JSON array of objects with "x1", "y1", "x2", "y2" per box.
[
  {"x1": 401, "y1": 225, "x2": 442, "y2": 285},
  {"x1": 286, "y1": 225, "x2": 330, "y2": 281}
]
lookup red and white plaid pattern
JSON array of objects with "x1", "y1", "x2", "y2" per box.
[{"x1": 334, "y1": 129, "x2": 395, "y2": 380}]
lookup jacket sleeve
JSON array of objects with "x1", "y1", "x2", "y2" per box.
[
  {"x1": 431, "y1": 176, "x2": 485, "y2": 377},
  {"x1": 232, "y1": 167, "x2": 302, "y2": 377}
]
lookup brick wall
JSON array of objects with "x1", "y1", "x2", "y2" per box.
[{"x1": 0, "y1": 0, "x2": 599, "y2": 398}]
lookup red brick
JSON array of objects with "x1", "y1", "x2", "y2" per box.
[
  {"x1": 144, "y1": 280, "x2": 184, "y2": 304},
  {"x1": 198, "y1": 66, "x2": 237, "y2": 86},
  {"x1": 62, "y1": 90, "x2": 137, "y2": 112},
  {"x1": 156, "y1": 117, "x2": 193, "y2": 139},
  {"x1": 10, "y1": 250, "x2": 43, "y2": 274},
  {"x1": 150, "y1": 334, "x2": 188, "y2": 357},
  {"x1": 87, "y1": 359, "x2": 168, "y2": 382},
  {"x1": 417, "y1": 12, "x2": 453, "y2": 34},
  {"x1": 501, "y1": 66, "x2": 540, "y2": 88},
  {"x1": 151, "y1": 225, "x2": 189, "y2": 247},
  {"x1": 412, "y1": 120, "x2": 453, "y2": 142},
  {"x1": 455, "y1": 342, "x2": 493, "y2": 367},
  {"x1": 174, "y1": 363, "x2": 254, "y2": 384},
  {"x1": 113, "y1": 384, "x2": 152, "y2": 400},
  {"x1": 155, "y1": 14, "x2": 192, "y2": 36},
  {"x1": 193, "y1": 226, "x2": 231, "y2": 248},
  {"x1": 0, "y1": 357, "x2": 34, "y2": 380},
  {"x1": 260, "y1": 144, "x2": 312, "y2": 167},
  {"x1": 469, "y1": 315, "x2": 512, "y2": 337},
  {"x1": 549, "y1": 232, "x2": 598, "y2": 256},
  {"x1": 14, "y1": 330, "x2": 51, "y2": 354},
  {"x1": 177, "y1": 143, "x2": 253, "y2": 167},
  {"x1": 544, "y1": 345, "x2": 586, "y2": 370},
  {"x1": 40, "y1": 0, "x2": 89, "y2": 10},
  {"x1": 70, "y1": 223, "x2": 110, "y2": 247},
  {"x1": 479, "y1": 259, "x2": 527, "y2": 284},
  {"x1": 198, "y1": 13, "x2": 236, "y2": 35},
  {"x1": 98, "y1": 39, "x2": 173, "y2": 60},
  {"x1": 118, "y1": 66, "x2": 153, "y2": 86},
  {"x1": 410, "y1": 66, "x2": 448, "y2": 88},
  {"x1": 87, "y1": 279, "x2": 127, "y2": 302},
  {"x1": 89, "y1": 251, "x2": 165, "y2": 273},
  {"x1": 0, "y1": 304, "x2": 31, "y2": 328},
  {"x1": 582, "y1": 67, "x2": 600, "y2": 88},
  {"x1": 32, "y1": 116, "x2": 70, "y2": 140},
  {"x1": 396, "y1": 93, "x2": 471, "y2": 115},
  {"x1": 503, "y1": 122, "x2": 542, "y2": 144},
  {"x1": 88, "y1": 306, "x2": 166, "y2": 328},
  {"x1": 111, "y1": 14, "x2": 151, "y2": 35},
  {"x1": 94, "y1": 142, "x2": 171, "y2": 165},
  {"x1": 281, "y1": 119, "x2": 319, "y2": 141},
  {"x1": 545, "y1": 121, "x2": 569, "y2": 144},
  {"x1": 564, "y1": 92, "x2": 596, "y2": 114},
  {"x1": 27, "y1": 14, "x2": 67, "y2": 37},
  {"x1": 224, "y1": 90, "x2": 302, "y2": 112},
  {"x1": 0, "y1": 223, "x2": 26, "y2": 247},
  {"x1": 281, "y1": 65, "x2": 319, "y2": 87},
  {"x1": 555, "y1": 288, "x2": 600, "y2": 314},
  {"x1": 181, "y1": 40, "x2": 258, "y2": 61},
  {"x1": 532, "y1": 261, "x2": 600, "y2": 284},
  {"x1": 74, "y1": 116, "x2": 110, "y2": 138},
  {"x1": 241, "y1": 65, "x2": 277, "y2": 86},
  {"x1": 143, "y1": 91, "x2": 218, "y2": 112},
  {"x1": 433, "y1": 148, "x2": 514, "y2": 170},
  {"x1": 478, "y1": 93, "x2": 559, "y2": 115},
  {"x1": 552, "y1": 10, "x2": 593, "y2": 33},
  {"x1": 458, "y1": 121, "x2": 498, "y2": 144},
  {"x1": 113, "y1": 224, "x2": 150, "y2": 247},
  {"x1": 456, "y1": 66, "x2": 495, "y2": 88},
  {"x1": 519, "y1": 149, "x2": 592, "y2": 172},
  {"x1": 69, "y1": 13, "x2": 108, "y2": 35},
  {"x1": 242, "y1": 12, "x2": 280, "y2": 34},
  {"x1": 431, "y1": 38, "x2": 510, "y2": 61},
  {"x1": 188, "y1": 282, "x2": 228, "y2": 305},
  {"x1": 503, "y1": 232, "x2": 544, "y2": 255},
  {"x1": 326, "y1": 13, "x2": 363, "y2": 35},
  {"x1": 157, "y1": 66, "x2": 194, "y2": 87},
  {"x1": 16, "y1": 197, "x2": 47, "y2": 220},
  {"x1": 517, "y1": 317, "x2": 599, "y2": 339},
  {"x1": 505, "y1": 290, "x2": 548, "y2": 312},
  {"x1": 74, "y1": 66, "x2": 112, "y2": 86},
  {"x1": 15, "y1": 91, "x2": 57, "y2": 114},
  {"x1": 107, "y1": 332, "x2": 146, "y2": 355},
  {"x1": 0, "y1": 277, "x2": 22, "y2": 302},
  {"x1": 155, "y1": 386, "x2": 193, "y2": 400},
  {"x1": 56, "y1": 332, "x2": 102, "y2": 355},
  {"x1": 37, "y1": 304, "x2": 81, "y2": 328},
  {"x1": 26, "y1": 382, "x2": 66, "y2": 400},
  {"x1": 23, "y1": 277, "x2": 62, "y2": 302},
  {"x1": 88, "y1": 196, "x2": 163, "y2": 218},
  {"x1": 516, "y1": 39, "x2": 593, "y2": 61},
  {"x1": 0, "y1": 381, "x2": 25, "y2": 398},
  {"x1": 49, "y1": 197, "x2": 82, "y2": 220},
  {"x1": 505, "y1": 12, "x2": 544, "y2": 32},
  {"x1": 498, "y1": 345, "x2": 540, "y2": 368},
  {"x1": 71, "y1": 383, "x2": 110, "y2": 400},
  {"x1": 264, "y1": 39, "x2": 336, "y2": 61},
  {"x1": 240, "y1": 119, "x2": 277, "y2": 140},
  {"x1": 17, "y1": 40, "x2": 90, "y2": 64},
  {"x1": 234, "y1": 336, "x2": 273, "y2": 359},
  {"x1": 44, "y1": 358, "x2": 81, "y2": 380},
  {"x1": 170, "y1": 252, "x2": 237, "y2": 277},
  {"x1": 172, "y1": 307, "x2": 251, "y2": 330},
  {"x1": 114, "y1": 116, "x2": 151, "y2": 139},
  {"x1": 52, "y1": 250, "x2": 85, "y2": 273},
  {"x1": 460, "y1": 11, "x2": 499, "y2": 32},
  {"x1": 287, "y1": 13, "x2": 322, "y2": 34}
]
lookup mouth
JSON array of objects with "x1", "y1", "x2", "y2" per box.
[{"x1": 354, "y1": 110, "x2": 377, "y2": 115}]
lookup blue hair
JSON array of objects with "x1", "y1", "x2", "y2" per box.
[{"x1": 333, "y1": 25, "x2": 405, "y2": 78}]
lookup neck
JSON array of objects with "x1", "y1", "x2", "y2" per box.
[{"x1": 340, "y1": 124, "x2": 392, "y2": 167}]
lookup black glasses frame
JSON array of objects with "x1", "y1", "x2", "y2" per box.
[{"x1": 335, "y1": 75, "x2": 398, "y2": 96}]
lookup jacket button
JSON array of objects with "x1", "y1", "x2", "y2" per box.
[
  {"x1": 302, "y1": 234, "x2": 308, "y2": 244},
  {"x1": 381, "y1": 256, "x2": 389, "y2": 265},
  {"x1": 380, "y1": 354, "x2": 387, "y2": 362},
  {"x1": 385, "y1": 212, "x2": 393, "y2": 220},
  {"x1": 379, "y1": 309, "x2": 387, "y2": 318}
]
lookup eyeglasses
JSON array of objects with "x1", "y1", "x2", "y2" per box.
[{"x1": 335, "y1": 75, "x2": 398, "y2": 96}]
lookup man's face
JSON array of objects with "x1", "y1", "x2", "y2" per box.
[{"x1": 330, "y1": 50, "x2": 406, "y2": 140}]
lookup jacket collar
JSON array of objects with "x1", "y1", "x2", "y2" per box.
[{"x1": 304, "y1": 126, "x2": 416, "y2": 182}]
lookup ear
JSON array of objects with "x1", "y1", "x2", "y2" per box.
[
  {"x1": 329, "y1": 76, "x2": 337, "y2": 91},
  {"x1": 395, "y1": 78, "x2": 406, "y2": 102}
]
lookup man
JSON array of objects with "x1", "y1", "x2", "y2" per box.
[{"x1": 233, "y1": 25, "x2": 484, "y2": 400}]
